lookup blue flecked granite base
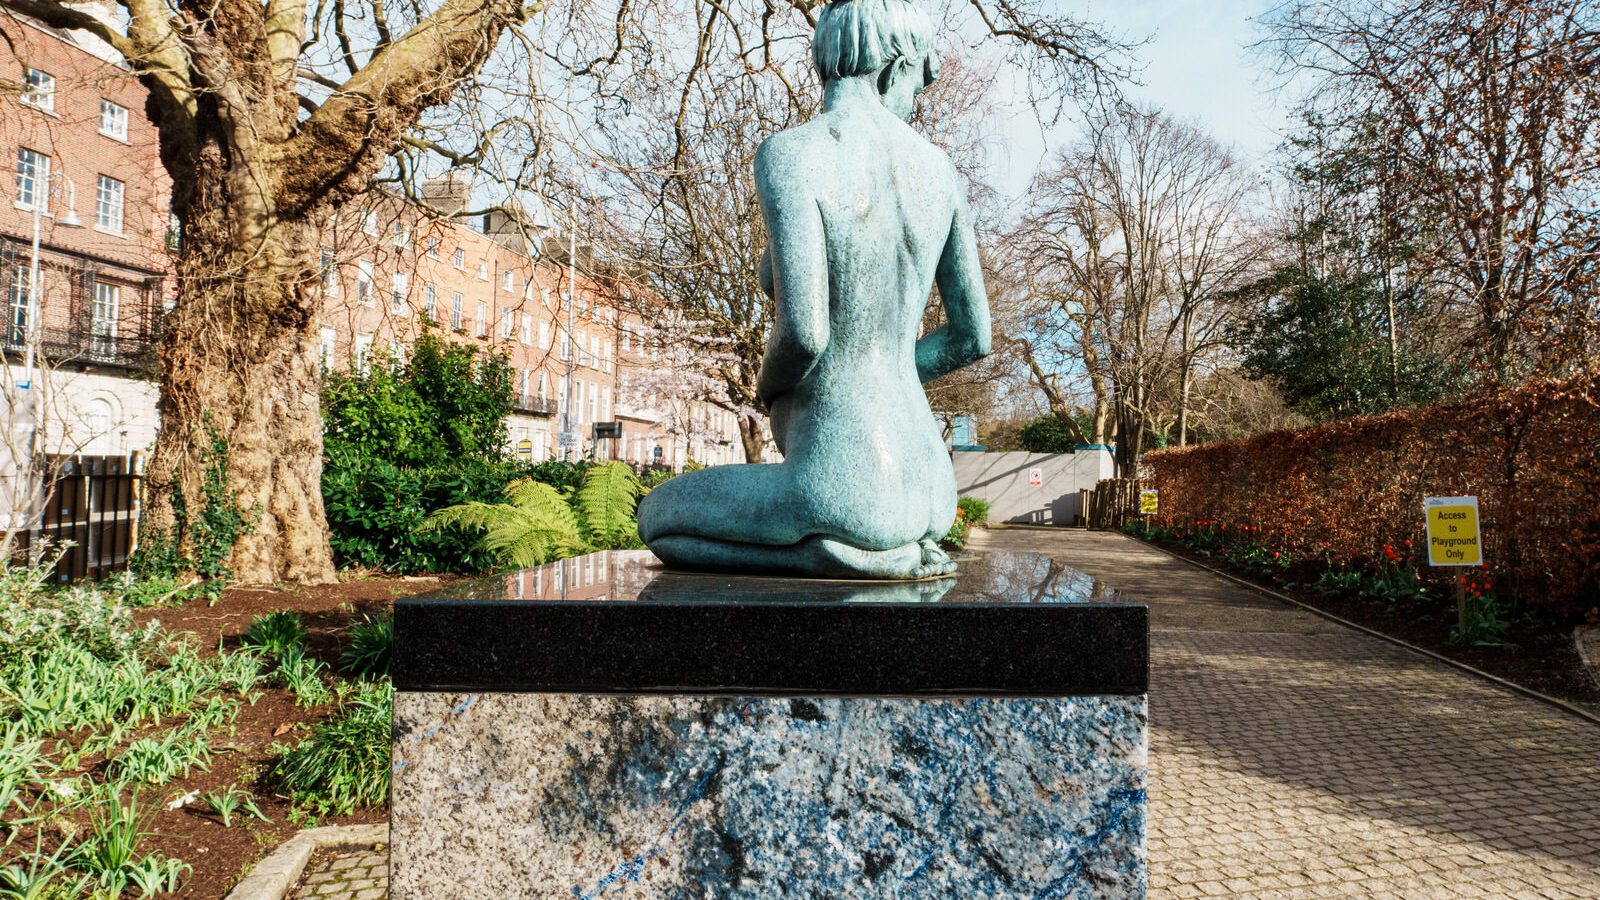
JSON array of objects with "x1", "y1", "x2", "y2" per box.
[{"x1": 391, "y1": 693, "x2": 1147, "y2": 898}]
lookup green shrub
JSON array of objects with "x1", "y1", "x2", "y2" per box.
[
  {"x1": 271, "y1": 680, "x2": 392, "y2": 816},
  {"x1": 340, "y1": 615, "x2": 392, "y2": 679},
  {"x1": 1018, "y1": 414, "x2": 1086, "y2": 453},
  {"x1": 241, "y1": 611, "x2": 307, "y2": 656},
  {"x1": 956, "y1": 496, "x2": 990, "y2": 527}
]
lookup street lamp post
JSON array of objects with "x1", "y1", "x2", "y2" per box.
[{"x1": 17, "y1": 173, "x2": 81, "y2": 545}]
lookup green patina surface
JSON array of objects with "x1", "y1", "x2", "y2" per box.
[{"x1": 638, "y1": 0, "x2": 991, "y2": 579}]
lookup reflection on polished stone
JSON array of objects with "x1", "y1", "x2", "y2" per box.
[{"x1": 428, "y1": 548, "x2": 1123, "y2": 605}]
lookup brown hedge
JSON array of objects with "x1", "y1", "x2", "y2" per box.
[{"x1": 1143, "y1": 374, "x2": 1600, "y2": 613}]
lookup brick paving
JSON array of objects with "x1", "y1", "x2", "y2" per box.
[{"x1": 289, "y1": 527, "x2": 1600, "y2": 898}]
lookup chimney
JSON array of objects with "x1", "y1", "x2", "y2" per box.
[{"x1": 421, "y1": 173, "x2": 473, "y2": 219}]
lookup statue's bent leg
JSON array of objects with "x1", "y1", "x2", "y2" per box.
[
  {"x1": 637, "y1": 464, "x2": 808, "y2": 546},
  {"x1": 649, "y1": 534, "x2": 949, "y2": 580}
]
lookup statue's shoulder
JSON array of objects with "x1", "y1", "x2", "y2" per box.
[{"x1": 755, "y1": 122, "x2": 828, "y2": 171}]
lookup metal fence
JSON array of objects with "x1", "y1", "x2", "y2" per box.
[{"x1": 11, "y1": 455, "x2": 142, "y2": 582}]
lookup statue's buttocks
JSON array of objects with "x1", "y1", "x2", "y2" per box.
[{"x1": 636, "y1": 0, "x2": 991, "y2": 580}]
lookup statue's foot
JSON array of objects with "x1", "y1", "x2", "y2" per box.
[{"x1": 915, "y1": 539, "x2": 958, "y2": 578}]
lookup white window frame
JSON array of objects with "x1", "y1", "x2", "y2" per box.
[
  {"x1": 361, "y1": 210, "x2": 379, "y2": 236},
  {"x1": 520, "y1": 313, "x2": 533, "y2": 345},
  {"x1": 452, "y1": 248, "x2": 465, "y2": 269},
  {"x1": 451, "y1": 291, "x2": 463, "y2": 330},
  {"x1": 320, "y1": 249, "x2": 341, "y2": 297},
  {"x1": 21, "y1": 69, "x2": 54, "y2": 113},
  {"x1": 318, "y1": 326, "x2": 337, "y2": 369},
  {"x1": 502, "y1": 270, "x2": 515, "y2": 292},
  {"x1": 391, "y1": 272, "x2": 409, "y2": 312},
  {"x1": 15, "y1": 148, "x2": 48, "y2": 210},
  {"x1": 423, "y1": 282, "x2": 437, "y2": 320},
  {"x1": 500, "y1": 307, "x2": 515, "y2": 339},
  {"x1": 475, "y1": 300, "x2": 488, "y2": 337},
  {"x1": 99, "y1": 100, "x2": 129, "y2": 140},
  {"x1": 539, "y1": 321, "x2": 550, "y2": 349},
  {"x1": 9, "y1": 265, "x2": 32, "y2": 344},
  {"x1": 354, "y1": 332, "x2": 374, "y2": 374},
  {"x1": 95, "y1": 174, "x2": 125, "y2": 234},
  {"x1": 90, "y1": 281, "x2": 119, "y2": 358},
  {"x1": 355, "y1": 259, "x2": 375, "y2": 306},
  {"x1": 476, "y1": 260, "x2": 489, "y2": 281},
  {"x1": 392, "y1": 220, "x2": 411, "y2": 249},
  {"x1": 426, "y1": 236, "x2": 440, "y2": 258}
]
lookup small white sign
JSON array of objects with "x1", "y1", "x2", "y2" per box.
[
  {"x1": 557, "y1": 431, "x2": 580, "y2": 449},
  {"x1": 1028, "y1": 467, "x2": 1042, "y2": 487}
]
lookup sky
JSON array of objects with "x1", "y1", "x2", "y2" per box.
[{"x1": 989, "y1": 0, "x2": 1293, "y2": 200}]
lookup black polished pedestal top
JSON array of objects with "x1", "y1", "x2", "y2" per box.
[{"x1": 395, "y1": 549, "x2": 1146, "y2": 697}]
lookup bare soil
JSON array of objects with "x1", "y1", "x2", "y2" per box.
[{"x1": 122, "y1": 573, "x2": 459, "y2": 899}]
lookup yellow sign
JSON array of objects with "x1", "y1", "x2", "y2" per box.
[
  {"x1": 1139, "y1": 489, "x2": 1159, "y2": 516},
  {"x1": 517, "y1": 439, "x2": 534, "y2": 459},
  {"x1": 1424, "y1": 496, "x2": 1482, "y2": 566}
]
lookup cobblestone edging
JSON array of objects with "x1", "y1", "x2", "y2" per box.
[
  {"x1": 1577, "y1": 625, "x2": 1600, "y2": 695},
  {"x1": 223, "y1": 824, "x2": 387, "y2": 900}
]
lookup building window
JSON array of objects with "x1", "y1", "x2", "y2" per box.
[
  {"x1": 502, "y1": 270, "x2": 514, "y2": 292},
  {"x1": 451, "y1": 292, "x2": 463, "y2": 330},
  {"x1": 9, "y1": 266, "x2": 31, "y2": 344},
  {"x1": 95, "y1": 175, "x2": 125, "y2": 233},
  {"x1": 475, "y1": 301, "x2": 488, "y2": 337},
  {"x1": 452, "y1": 248, "x2": 465, "y2": 269},
  {"x1": 426, "y1": 236, "x2": 440, "y2": 257},
  {"x1": 319, "y1": 326, "x2": 336, "y2": 369},
  {"x1": 391, "y1": 272, "x2": 409, "y2": 311},
  {"x1": 320, "y1": 249, "x2": 340, "y2": 297},
  {"x1": 392, "y1": 221, "x2": 411, "y2": 248},
  {"x1": 90, "y1": 281, "x2": 119, "y2": 358},
  {"x1": 21, "y1": 69, "x2": 54, "y2": 113},
  {"x1": 354, "y1": 332, "x2": 374, "y2": 374},
  {"x1": 476, "y1": 260, "x2": 488, "y2": 281},
  {"x1": 561, "y1": 334, "x2": 571, "y2": 361},
  {"x1": 539, "y1": 321, "x2": 550, "y2": 349},
  {"x1": 520, "y1": 313, "x2": 533, "y2": 345},
  {"x1": 99, "y1": 100, "x2": 128, "y2": 140},
  {"x1": 423, "y1": 282, "x2": 437, "y2": 320},
  {"x1": 389, "y1": 339, "x2": 404, "y2": 365},
  {"x1": 361, "y1": 210, "x2": 378, "y2": 236},
  {"x1": 538, "y1": 371, "x2": 547, "y2": 399},
  {"x1": 500, "y1": 308, "x2": 514, "y2": 339},
  {"x1": 355, "y1": 259, "x2": 374, "y2": 305},
  {"x1": 15, "y1": 148, "x2": 48, "y2": 210},
  {"x1": 518, "y1": 368, "x2": 530, "y2": 399}
]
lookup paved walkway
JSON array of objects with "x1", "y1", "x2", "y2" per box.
[{"x1": 290, "y1": 527, "x2": 1600, "y2": 898}]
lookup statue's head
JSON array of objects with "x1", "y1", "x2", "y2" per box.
[{"x1": 813, "y1": 0, "x2": 939, "y2": 121}]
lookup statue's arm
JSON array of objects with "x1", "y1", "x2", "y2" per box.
[
  {"x1": 754, "y1": 139, "x2": 829, "y2": 409},
  {"x1": 916, "y1": 188, "x2": 992, "y2": 383}
]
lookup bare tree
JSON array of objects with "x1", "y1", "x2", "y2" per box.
[
  {"x1": 1009, "y1": 106, "x2": 1263, "y2": 467},
  {"x1": 0, "y1": 0, "x2": 1133, "y2": 582},
  {"x1": 1262, "y1": 0, "x2": 1600, "y2": 380}
]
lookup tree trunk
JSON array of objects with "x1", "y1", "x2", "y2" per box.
[
  {"x1": 738, "y1": 414, "x2": 766, "y2": 463},
  {"x1": 141, "y1": 138, "x2": 336, "y2": 585}
]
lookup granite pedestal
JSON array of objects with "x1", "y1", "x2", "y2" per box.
[{"x1": 392, "y1": 550, "x2": 1148, "y2": 898}]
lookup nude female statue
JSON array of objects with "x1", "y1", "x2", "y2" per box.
[{"x1": 636, "y1": 0, "x2": 991, "y2": 579}]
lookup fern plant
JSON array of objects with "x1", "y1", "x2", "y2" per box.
[
  {"x1": 574, "y1": 462, "x2": 644, "y2": 549},
  {"x1": 418, "y1": 463, "x2": 645, "y2": 568},
  {"x1": 419, "y1": 477, "x2": 585, "y2": 568}
]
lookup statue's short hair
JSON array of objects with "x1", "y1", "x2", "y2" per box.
[{"x1": 812, "y1": 0, "x2": 935, "y2": 81}]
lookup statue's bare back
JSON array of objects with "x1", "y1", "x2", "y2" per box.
[{"x1": 637, "y1": 0, "x2": 991, "y2": 579}]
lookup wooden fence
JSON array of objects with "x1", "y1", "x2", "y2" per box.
[{"x1": 1081, "y1": 477, "x2": 1142, "y2": 530}]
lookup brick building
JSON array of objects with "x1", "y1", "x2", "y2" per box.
[
  {"x1": 0, "y1": 13, "x2": 170, "y2": 469},
  {"x1": 0, "y1": 11, "x2": 763, "y2": 481}
]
